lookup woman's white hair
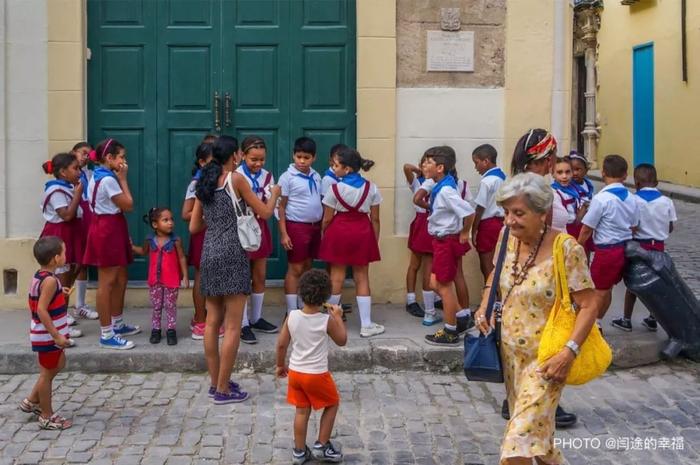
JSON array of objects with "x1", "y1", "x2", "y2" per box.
[{"x1": 495, "y1": 172, "x2": 553, "y2": 214}]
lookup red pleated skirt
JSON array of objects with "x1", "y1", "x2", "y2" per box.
[
  {"x1": 188, "y1": 228, "x2": 206, "y2": 269},
  {"x1": 82, "y1": 213, "x2": 133, "y2": 268},
  {"x1": 248, "y1": 218, "x2": 272, "y2": 260},
  {"x1": 319, "y1": 211, "x2": 380, "y2": 266},
  {"x1": 40, "y1": 219, "x2": 84, "y2": 265},
  {"x1": 408, "y1": 212, "x2": 433, "y2": 255},
  {"x1": 79, "y1": 199, "x2": 93, "y2": 241}
]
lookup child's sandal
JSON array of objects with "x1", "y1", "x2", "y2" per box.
[
  {"x1": 38, "y1": 414, "x2": 72, "y2": 430},
  {"x1": 19, "y1": 398, "x2": 42, "y2": 415}
]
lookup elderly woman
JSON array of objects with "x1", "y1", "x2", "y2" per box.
[{"x1": 474, "y1": 173, "x2": 598, "y2": 465}]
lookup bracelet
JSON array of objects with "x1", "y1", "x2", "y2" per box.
[{"x1": 483, "y1": 285, "x2": 491, "y2": 290}]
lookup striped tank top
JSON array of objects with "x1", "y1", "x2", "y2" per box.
[{"x1": 28, "y1": 271, "x2": 68, "y2": 352}]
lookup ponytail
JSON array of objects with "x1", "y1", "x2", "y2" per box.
[
  {"x1": 42, "y1": 153, "x2": 76, "y2": 179},
  {"x1": 142, "y1": 207, "x2": 169, "y2": 231},
  {"x1": 360, "y1": 158, "x2": 375, "y2": 172},
  {"x1": 192, "y1": 143, "x2": 213, "y2": 176},
  {"x1": 336, "y1": 147, "x2": 374, "y2": 173}
]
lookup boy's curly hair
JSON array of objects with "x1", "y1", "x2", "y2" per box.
[{"x1": 298, "y1": 269, "x2": 331, "y2": 306}]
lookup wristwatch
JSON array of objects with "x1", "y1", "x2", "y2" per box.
[{"x1": 565, "y1": 340, "x2": 580, "y2": 357}]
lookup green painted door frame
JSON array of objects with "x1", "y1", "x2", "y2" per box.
[{"x1": 88, "y1": 0, "x2": 356, "y2": 280}]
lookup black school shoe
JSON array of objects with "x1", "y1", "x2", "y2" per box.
[
  {"x1": 456, "y1": 315, "x2": 474, "y2": 334},
  {"x1": 241, "y1": 325, "x2": 257, "y2": 344},
  {"x1": 150, "y1": 329, "x2": 161, "y2": 344},
  {"x1": 341, "y1": 303, "x2": 352, "y2": 313},
  {"x1": 251, "y1": 318, "x2": 278, "y2": 334},
  {"x1": 166, "y1": 329, "x2": 177, "y2": 346},
  {"x1": 424, "y1": 328, "x2": 460, "y2": 346},
  {"x1": 406, "y1": 302, "x2": 425, "y2": 318},
  {"x1": 501, "y1": 400, "x2": 578, "y2": 428},
  {"x1": 435, "y1": 299, "x2": 444, "y2": 310},
  {"x1": 642, "y1": 316, "x2": 658, "y2": 332}
]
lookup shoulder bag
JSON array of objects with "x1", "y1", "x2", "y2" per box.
[{"x1": 226, "y1": 172, "x2": 262, "y2": 252}]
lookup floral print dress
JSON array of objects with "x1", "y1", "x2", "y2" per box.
[{"x1": 498, "y1": 234, "x2": 593, "y2": 464}]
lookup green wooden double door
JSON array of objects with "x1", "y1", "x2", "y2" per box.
[{"x1": 87, "y1": 0, "x2": 356, "y2": 280}]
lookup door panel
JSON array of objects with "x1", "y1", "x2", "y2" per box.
[{"x1": 633, "y1": 43, "x2": 654, "y2": 167}]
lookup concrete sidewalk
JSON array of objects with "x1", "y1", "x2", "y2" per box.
[{"x1": 0, "y1": 283, "x2": 668, "y2": 374}]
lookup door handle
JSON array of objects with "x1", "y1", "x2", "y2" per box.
[
  {"x1": 213, "y1": 91, "x2": 221, "y2": 132},
  {"x1": 224, "y1": 93, "x2": 232, "y2": 127}
]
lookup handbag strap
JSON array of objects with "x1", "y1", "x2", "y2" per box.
[
  {"x1": 225, "y1": 172, "x2": 246, "y2": 218},
  {"x1": 485, "y1": 227, "x2": 510, "y2": 321},
  {"x1": 553, "y1": 233, "x2": 572, "y2": 309}
]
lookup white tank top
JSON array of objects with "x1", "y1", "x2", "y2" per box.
[{"x1": 287, "y1": 310, "x2": 330, "y2": 374}]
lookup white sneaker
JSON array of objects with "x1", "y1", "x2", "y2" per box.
[
  {"x1": 67, "y1": 314, "x2": 77, "y2": 326},
  {"x1": 68, "y1": 327, "x2": 83, "y2": 338},
  {"x1": 75, "y1": 305, "x2": 99, "y2": 320},
  {"x1": 66, "y1": 338, "x2": 76, "y2": 348},
  {"x1": 360, "y1": 323, "x2": 385, "y2": 338}
]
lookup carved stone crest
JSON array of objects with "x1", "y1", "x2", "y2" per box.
[{"x1": 440, "y1": 8, "x2": 461, "y2": 31}]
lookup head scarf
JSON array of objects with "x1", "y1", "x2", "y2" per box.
[{"x1": 525, "y1": 130, "x2": 557, "y2": 162}]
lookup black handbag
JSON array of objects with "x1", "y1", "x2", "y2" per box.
[{"x1": 464, "y1": 227, "x2": 509, "y2": 383}]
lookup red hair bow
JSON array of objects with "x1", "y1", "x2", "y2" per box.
[
  {"x1": 45, "y1": 160, "x2": 54, "y2": 174},
  {"x1": 89, "y1": 150, "x2": 98, "y2": 162}
]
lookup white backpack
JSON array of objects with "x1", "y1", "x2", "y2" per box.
[{"x1": 225, "y1": 172, "x2": 262, "y2": 252}]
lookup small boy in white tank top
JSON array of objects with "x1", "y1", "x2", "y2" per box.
[{"x1": 276, "y1": 269, "x2": 347, "y2": 464}]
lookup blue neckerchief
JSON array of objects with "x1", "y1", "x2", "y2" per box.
[
  {"x1": 417, "y1": 176, "x2": 425, "y2": 185},
  {"x1": 573, "y1": 178, "x2": 594, "y2": 200},
  {"x1": 483, "y1": 167, "x2": 506, "y2": 180},
  {"x1": 44, "y1": 179, "x2": 73, "y2": 192},
  {"x1": 340, "y1": 172, "x2": 366, "y2": 188},
  {"x1": 551, "y1": 181, "x2": 581, "y2": 201},
  {"x1": 242, "y1": 164, "x2": 263, "y2": 193},
  {"x1": 606, "y1": 186, "x2": 629, "y2": 202},
  {"x1": 79, "y1": 170, "x2": 90, "y2": 200},
  {"x1": 147, "y1": 233, "x2": 177, "y2": 252},
  {"x1": 295, "y1": 172, "x2": 317, "y2": 194},
  {"x1": 324, "y1": 168, "x2": 340, "y2": 182},
  {"x1": 193, "y1": 169, "x2": 201, "y2": 181},
  {"x1": 93, "y1": 166, "x2": 117, "y2": 182},
  {"x1": 429, "y1": 175, "x2": 458, "y2": 212},
  {"x1": 636, "y1": 189, "x2": 662, "y2": 203}
]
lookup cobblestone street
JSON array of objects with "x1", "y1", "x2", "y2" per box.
[
  {"x1": 0, "y1": 361, "x2": 699, "y2": 465},
  {"x1": 665, "y1": 198, "x2": 700, "y2": 294}
]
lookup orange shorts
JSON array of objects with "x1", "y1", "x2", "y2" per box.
[{"x1": 287, "y1": 370, "x2": 339, "y2": 410}]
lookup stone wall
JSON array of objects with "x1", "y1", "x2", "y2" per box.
[{"x1": 397, "y1": 0, "x2": 506, "y2": 88}]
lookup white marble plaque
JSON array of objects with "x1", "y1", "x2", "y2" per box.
[{"x1": 426, "y1": 30, "x2": 474, "y2": 72}]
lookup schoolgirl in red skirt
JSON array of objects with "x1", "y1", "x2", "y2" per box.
[
  {"x1": 319, "y1": 147, "x2": 385, "y2": 338},
  {"x1": 82, "y1": 138, "x2": 140, "y2": 350},
  {"x1": 39, "y1": 153, "x2": 84, "y2": 310},
  {"x1": 68, "y1": 142, "x2": 99, "y2": 320},
  {"x1": 235, "y1": 136, "x2": 279, "y2": 342},
  {"x1": 182, "y1": 141, "x2": 213, "y2": 339}
]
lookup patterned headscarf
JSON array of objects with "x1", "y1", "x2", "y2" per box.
[{"x1": 524, "y1": 130, "x2": 557, "y2": 162}]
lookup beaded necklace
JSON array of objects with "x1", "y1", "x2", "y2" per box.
[{"x1": 502, "y1": 225, "x2": 548, "y2": 305}]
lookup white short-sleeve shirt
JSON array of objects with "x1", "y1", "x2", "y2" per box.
[
  {"x1": 236, "y1": 166, "x2": 275, "y2": 201},
  {"x1": 322, "y1": 180, "x2": 382, "y2": 213},
  {"x1": 421, "y1": 178, "x2": 473, "y2": 202},
  {"x1": 321, "y1": 171, "x2": 340, "y2": 197},
  {"x1": 474, "y1": 168, "x2": 505, "y2": 220},
  {"x1": 184, "y1": 179, "x2": 197, "y2": 200},
  {"x1": 582, "y1": 183, "x2": 640, "y2": 245},
  {"x1": 88, "y1": 175, "x2": 123, "y2": 215},
  {"x1": 278, "y1": 164, "x2": 323, "y2": 223},
  {"x1": 633, "y1": 188, "x2": 677, "y2": 241},
  {"x1": 427, "y1": 185, "x2": 475, "y2": 237},
  {"x1": 552, "y1": 187, "x2": 578, "y2": 224},
  {"x1": 410, "y1": 177, "x2": 427, "y2": 214},
  {"x1": 41, "y1": 184, "x2": 82, "y2": 223}
]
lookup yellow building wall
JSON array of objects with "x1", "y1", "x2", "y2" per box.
[{"x1": 597, "y1": 1, "x2": 700, "y2": 186}]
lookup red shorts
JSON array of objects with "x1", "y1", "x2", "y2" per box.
[
  {"x1": 286, "y1": 221, "x2": 321, "y2": 263},
  {"x1": 287, "y1": 370, "x2": 339, "y2": 410},
  {"x1": 475, "y1": 217, "x2": 504, "y2": 254},
  {"x1": 408, "y1": 212, "x2": 433, "y2": 255},
  {"x1": 431, "y1": 234, "x2": 471, "y2": 284},
  {"x1": 590, "y1": 244, "x2": 626, "y2": 290},
  {"x1": 638, "y1": 240, "x2": 665, "y2": 252},
  {"x1": 37, "y1": 350, "x2": 64, "y2": 370}
]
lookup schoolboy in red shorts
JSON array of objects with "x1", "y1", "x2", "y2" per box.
[
  {"x1": 19, "y1": 236, "x2": 72, "y2": 430},
  {"x1": 578, "y1": 155, "x2": 640, "y2": 325},
  {"x1": 276, "y1": 269, "x2": 347, "y2": 464},
  {"x1": 420, "y1": 146, "x2": 475, "y2": 346}
]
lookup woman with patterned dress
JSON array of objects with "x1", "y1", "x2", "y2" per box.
[
  {"x1": 474, "y1": 173, "x2": 598, "y2": 465},
  {"x1": 189, "y1": 136, "x2": 280, "y2": 404}
]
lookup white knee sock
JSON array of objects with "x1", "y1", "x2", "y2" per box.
[
  {"x1": 456, "y1": 308, "x2": 471, "y2": 318},
  {"x1": 285, "y1": 294, "x2": 298, "y2": 313},
  {"x1": 75, "y1": 280, "x2": 87, "y2": 308},
  {"x1": 111, "y1": 315, "x2": 124, "y2": 329},
  {"x1": 327, "y1": 294, "x2": 341, "y2": 306},
  {"x1": 100, "y1": 325, "x2": 113, "y2": 339},
  {"x1": 356, "y1": 296, "x2": 372, "y2": 328},
  {"x1": 422, "y1": 290, "x2": 435, "y2": 314},
  {"x1": 406, "y1": 292, "x2": 416, "y2": 304},
  {"x1": 242, "y1": 302, "x2": 250, "y2": 327},
  {"x1": 251, "y1": 293, "x2": 264, "y2": 323}
]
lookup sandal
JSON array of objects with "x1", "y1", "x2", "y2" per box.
[
  {"x1": 38, "y1": 413, "x2": 72, "y2": 430},
  {"x1": 19, "y1": 398, "x2": 42, "y2": 415}
]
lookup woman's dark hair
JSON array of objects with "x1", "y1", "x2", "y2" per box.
[
  {"x1": 511, "y1": 128, "x2": 550, "y2": 175},
  {"x1": 335, "y1": 147, "x2": 374, "y2": 173},
  {"x1": 425, "y1": 146, "x2": 456, "y2": 174},
  {"x1": 42, "y1": 153, "x2": 77, "y2": 178},
  {"x1": 241, "y1": 135, "x2": 266, "y2": 154},
  {"x1": 294, "y1": 137, "x2": 317, "y2": 155},
  {"x1": 142, "y1": 207, "x2": 170, "y2": 231},
  {"x1": 196, "y1": 135, "x2": 238, "y2": 204},
  {"x1": 72, "y1": 141, "x2": 92, "y2": 152},
  {"x1": 33, "y1": 236, "x2": 64, "y2": 266},
  {"x1": 91, "y1": 138, "x2": 125, "y2": 164},
  {"x1": 192, "y1": 143, "x2": 214, "y2": 176},
  {"x1": 298, "y1": 269, "x2": 332, "y2": 306}
]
